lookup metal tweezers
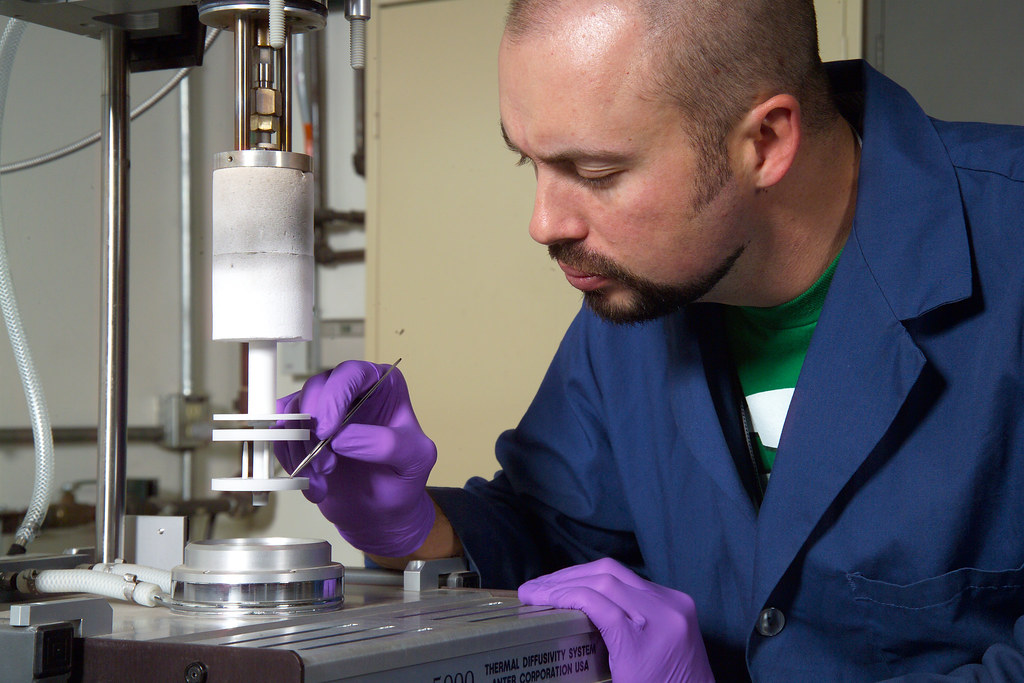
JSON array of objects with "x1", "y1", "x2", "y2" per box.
[{"x1": 288, "y1": 358, "x2": 402, "y2": 478}]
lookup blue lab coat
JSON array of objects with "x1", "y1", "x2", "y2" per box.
[{"x1": 431, "y1": 61, "x2": 1024, "y2": 681}]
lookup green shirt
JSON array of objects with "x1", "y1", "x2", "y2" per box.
[{"x1": 722, "y1": 254, "x2": 840, "y2": 474}]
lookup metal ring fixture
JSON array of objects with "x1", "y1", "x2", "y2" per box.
[
  {"x1": 213, "y1": 149, "x2": 312, "y2": 172},
  {"x1": 198, "y1": 0, "x2": 328, "y2": 33}
]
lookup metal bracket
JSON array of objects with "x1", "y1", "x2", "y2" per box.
[
  {"x1": 403, "y1": 558, "x2": 479, "y2": 592},
  {"x1": 124, "y1": 515, "x2": 187, "y2": 571},
  {"x1": 10, "y1": 596, "x2": 113, "y2": 637}
]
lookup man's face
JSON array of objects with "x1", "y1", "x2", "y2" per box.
[{"x1": 498, "y1": 5, "x2": 750, "y2": 324}]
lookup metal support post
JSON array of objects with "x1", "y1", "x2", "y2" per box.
[{"x1": 96, "y1": 28, "x2": 130, "y2": 565}]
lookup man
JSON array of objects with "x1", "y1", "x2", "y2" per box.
[{"x1": 277, "y1": 0, "x2": 1024, "y2": 680}]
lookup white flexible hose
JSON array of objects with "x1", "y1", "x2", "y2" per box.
[
  {"x1": 269, "y1": 0, "x2": 286, "y2": 49},
  {"x1": 0, "y1": 18, "x2": 53, "y2": 551},
  {"x1": 32, "y1": 569, "x2": 165, "y2": 607},
  {"x1": 91, "y1": 562, "x2": 173, "y2": 594}
]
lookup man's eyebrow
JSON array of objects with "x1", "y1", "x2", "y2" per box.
[
  {"x1": 500, "y1": 121, "x2": 521, "y2": 154},
  {"x1": 501, "y1": 122, "x2": 532, "y2": 167},
  {"x1": 499, "y1": 122, "x2": 631, "y2": 166}
]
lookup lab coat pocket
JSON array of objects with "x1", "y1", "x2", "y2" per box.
[{"x1": 846, "y1": 563, "x2": 1024, "y2": 674}]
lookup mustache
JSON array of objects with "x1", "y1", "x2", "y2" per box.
[{"x1": 548, "y1": 241, "x2": 632, "y2": 284}]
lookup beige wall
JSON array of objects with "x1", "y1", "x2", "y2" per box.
[
  {"x1": 367, "y1": 0, "x2": 573, "y2": 488},
  {"x1": 366, "y1": 0, "x2": 864, "y2": 489},
  {"x1": 815, "y1": 0, "x2": 864, "y2": 61}
]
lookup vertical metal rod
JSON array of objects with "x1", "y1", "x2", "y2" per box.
[
  {"x1": 97, "y1": 28, "x2": 130, "y2": 564},
  {"x1": 308, "y1": 28, "x2": 326, "y2": 372},
  {"x1": 234, "y1": 14, "x2": 252, "y2": 151},
  {"x1": 305, "y1": 30, "x2": 326, "y2": 204},
  {"x1": 353, "y1": 67, "x2": 365, "y2": 176},
  {"x1": 280, "y1": 27, "x2": 291, "y2": 151},
  {"x1": 235, "y1": 13, "x2": 253, "y2": 420},
  {"x1": 179, "y1": 70, "x2": 194, "y2": 502}
]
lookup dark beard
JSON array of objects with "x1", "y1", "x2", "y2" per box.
[{"x1": 549, "y1": 240, "x2": 743, "y2": 325}]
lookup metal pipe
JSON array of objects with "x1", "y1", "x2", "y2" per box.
[
  {"x1": 179, "y1": 67, "x2": 194, "y2": 501},
  {"x1": 0, "y1": 427, "x2": 163, "y2": 445},
  {"x1": 96, "y1": 28, "x2": 130, "y2": 565},
  {"x1": 235, "y1": 13, "x2": 253, "y2": 420},
  {"x1": 304, "y1": 29, "x2": 325, "y2": 202},
  {"x1": 179, "y1": 81, "x2": 193, "y2": 400},
  {"x1": 308, "y1": 29, "x2": 325, "y2": 373},
  {"x1": 353, "y1": 67, "x2": 365, "y2": 176},
  {"x1": 344, "y1": 567, "x2": 403, "y2": 587},
  {"x1": 280, "y1": 25, "x2": 290, "y2": 151},
  {"x1": 234, "y1": 14, "x2": 252, "y2": 151}
]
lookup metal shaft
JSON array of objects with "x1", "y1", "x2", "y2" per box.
[
  {"x1": 234, "y1": 14, "x2": 252, "y2": 151},
  {"x1": 97, "y1": 28, "x2": 130, "y2": 565},
  {"x1": 234, "y1": 13, "x2": 253, "y2": 429},
  {"x1": 179, "y1": 71, "x2": 194, "y2": 501},
  {"x1": 0, "y1": 426, "x2": 163, "y2": 445},
  {"x1": 308, "y1": 28, "x2": 325, "y2": 371},
  {"x1": 280, "y1": 27, "x2": 291, "y2": 151}
]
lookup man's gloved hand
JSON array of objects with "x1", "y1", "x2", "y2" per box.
[
  {"x1": 518, "y1": 558, "x2": 714, "y2": 683},
  {"x1": 275, "y1": 360, "x2": 437, "y2": 557}
]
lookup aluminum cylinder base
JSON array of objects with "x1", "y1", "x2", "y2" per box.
[{"x1": 170, "y1": 537, "x2": 343, "y2": 615}]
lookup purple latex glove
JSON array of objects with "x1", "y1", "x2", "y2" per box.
[
  {"x1": 275, "y1": 360, "x2": 437, "y2": 557},
  {"x1": 519, "y1": 558, "x2": 714, "y2": 683}
]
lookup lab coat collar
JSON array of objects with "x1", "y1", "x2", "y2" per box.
[
  {"x1": 750, "y1": 61, "x2": 972, "y2": 613},
  {"x1": 828, "y1": 60, "x2": 972, "y2": 320}
]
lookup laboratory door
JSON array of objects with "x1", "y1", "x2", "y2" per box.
[{"x1": 864, "y1": 0, "x2": 1024, "y2": 125}]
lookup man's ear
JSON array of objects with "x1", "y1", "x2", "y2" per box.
[{"x1": 733, "y1": 94, "x2": 801, "y2": 189}]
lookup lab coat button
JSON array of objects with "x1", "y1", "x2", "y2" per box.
[{"x1": 756, "y1": 607, "x2": 786, "y2": 637}]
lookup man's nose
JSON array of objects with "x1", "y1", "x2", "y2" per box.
[{"x1": 528, "y1": 173, "x2": 587, "y2": 245}]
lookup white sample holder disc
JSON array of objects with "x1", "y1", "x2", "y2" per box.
[
  {"x1": 211, "y1": 412, "x2": 313, "y2": 500},
  {"x1": 211, "y1": 476, "x2": 308, "y2": 491}
]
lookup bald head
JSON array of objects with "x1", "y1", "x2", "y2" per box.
[{"x1": 505, "y1": 0, "x2": 837, "y2": 163}]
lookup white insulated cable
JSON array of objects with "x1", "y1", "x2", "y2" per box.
[
  {"x1": 0, "y1": 18, "x2": 54, "y2": 551},
  {"x1": 27, "y1": 569, "x2": 165, "y2": 607},
  {"x1": 269, "y1": 0, "x2": 286, "y2": 49},
  {"x1": 91, "y1": 562, "x2": 173, "y2": 594}
]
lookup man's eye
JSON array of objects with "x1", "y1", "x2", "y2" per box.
[
  {"x1": 575, "y1": 172, "x2": 617, "y2": 189},
  {"x1": 515, "y1": 154, "x2": 532, "y2": 168}
]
